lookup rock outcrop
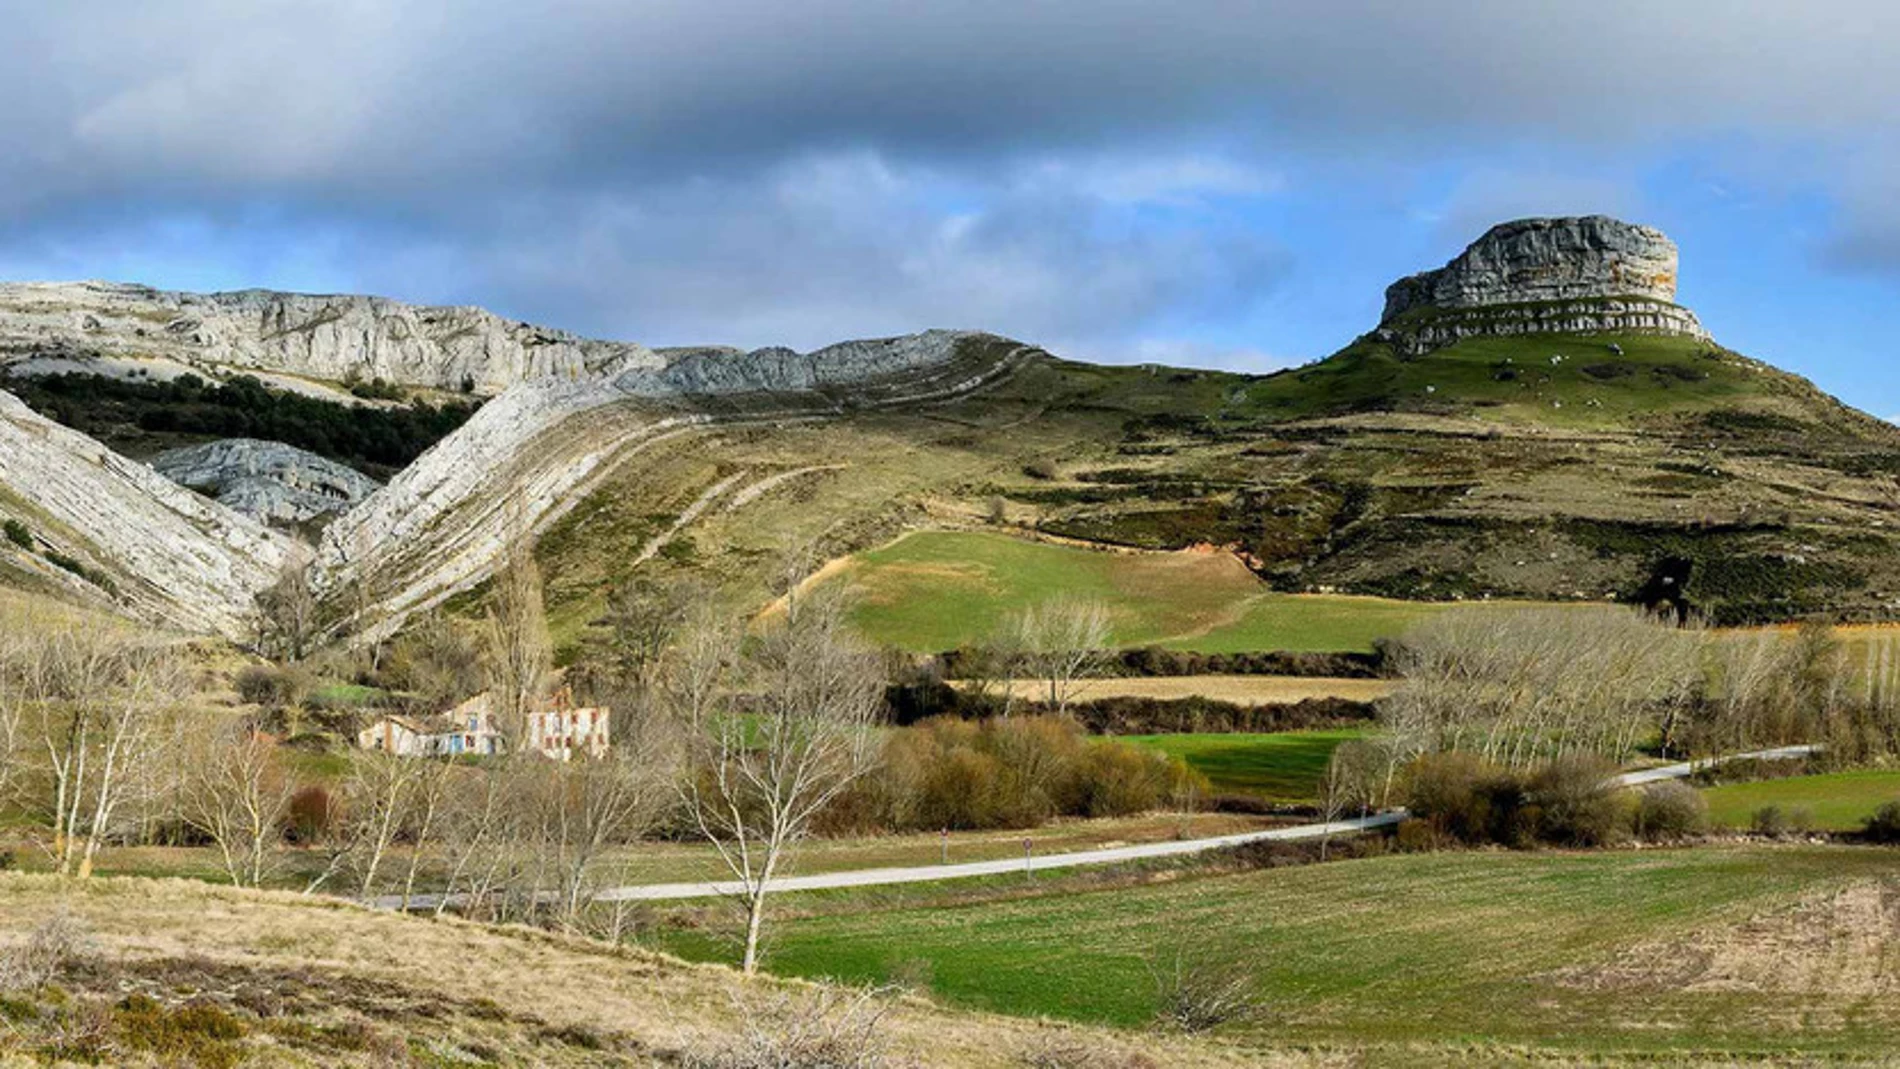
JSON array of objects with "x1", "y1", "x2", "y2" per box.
[
  {"x1": 0, "y1": 269, "x2": 1041, "y2": 643},
  {"x1": 1377, "y1": 216, "x2": 1709, "y2": 354},
  {"x1": 0, "y1": 392, "x2": 296, "y2": 636},
  {"x1": 149, "y1": 439, "x2": 381, "y2": 526},
  {"x1": 0, "y1": 281, "x2": 651, "y2": 395},
  {"x1": 318, "y1": 331, "x2": 1037, "y2": 641}
]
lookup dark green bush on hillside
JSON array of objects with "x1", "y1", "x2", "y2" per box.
[{"x1": 2, "y1": 519, "x2": 30, "y2": 548}]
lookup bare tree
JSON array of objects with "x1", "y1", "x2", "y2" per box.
[
  {"x1": 30, "y1": 632, "x2": 186, "y2": 878},
  {"x1": 342, "y1": 751, "x2": 426, "y2": 900},
  {"x1": 673, "y1": 586, "x2": 883, "y2": 973},
  {"x1": 1007, "y1": 596, "x2": 1112, "y2": 716},
  {"x1": 482, "y1": 540, "x2": 552, "y2": 752},
  {"x1": 255, "y1": 561, "x2": 320, "y2": 663},
  {"x1": 1318, "y1": 740, "x2": 1382, "y2": 859},
  {"x1": 182, "y1": 721, "x2": 294, "y2": 887},
  {"x1": 1382, "y1": 606, "x2": 1702, "y2": 769}
]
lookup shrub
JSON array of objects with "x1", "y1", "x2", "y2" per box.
[
  {"x1": 0, "y1": 911, "x2": 90, "y2": 992},
  {"x1": 113, "y1": 995, "x2": 246, "y2": 1069},
  {"x1": 1528, "y1": 753, "x2": 1630, "y2": 846},
  {"x1": 1145, "y1": 946, "x2": 1263, "y2": 1034},
  {"x1": 1751, "y1": 804, "x2": 1815, "y2": 838},
  {"x1": 1022, "y1": 458, "x2": 1060, "y2": 480},
  {"x1": 2, "y1": 519, "x2": 31, "y2": 548},
  {"x1": 1633, "y1": 781, "x2": 1709, "y2": 840},
  {"x1": 285, "y1": 785, "x2": 340, "y2": 844},
  {"x1": 1863, "y1": 800, "x2": 1900, "y2": 844},
  {"x1": 235, "y1": 664, "x2": 305, "y2": 709},
  {"x1": 685, "y1": 985, "x2": 894, "y2": 1069},
  {"x1": 1403, "y1": 752, "x2": 1526, "y2": 845},
  {"x1": 837, "y1": 715, "x2": 1199, "y2": 833}
]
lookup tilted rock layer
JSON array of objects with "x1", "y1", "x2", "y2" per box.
[
  {"x1": 0, "y1": 393, "x2": 295, "y2": 635},
  {"x1": 149, "y1": 439, "x2": 381, "y2": 526},
  {"x1": 1378, "y1": 216, "x2": 1709, "y2": 353}
]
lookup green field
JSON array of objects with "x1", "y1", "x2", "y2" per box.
[
  {"x1": 840, "y1": 530, "x2": 1523, "y2": 652},
  {"x1": 657, "y1": 845, "x2": 1900, "y2": 1060},
  {"x1": 1701, "y1": 768, "x2": 1900, "y2": 831},
  {"x1": 1124, "y1": 729, "x2": 1365, "y2": 802}
]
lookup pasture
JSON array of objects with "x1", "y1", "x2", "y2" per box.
[
  {"x1": 1701, "y1": 768, "x2": 1900, "y2": 831},
  {"x1": 656, "y1": 844, "x2": 1900, "y2": 1061},
  {"x1": 1123, "y1": 729, "x2": 1366, "y2": 802},
  {"x1": 839, "y1": 530, "x2": 1548, "y2": 652}
]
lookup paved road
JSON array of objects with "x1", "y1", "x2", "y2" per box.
[{"x1": 377, "y1": 744, "x2": 1818, "y2": 910}]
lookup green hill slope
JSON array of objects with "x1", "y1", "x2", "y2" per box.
[{"x1": 527, "y1": 323, "x2": 1900, "y2": 662}]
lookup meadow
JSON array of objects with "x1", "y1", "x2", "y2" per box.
[
  {"x1": 655, "y1": 844, "x2": 1900, "y2": 1061},
  {"x1": 1122, "y1": 729, "x2": 1365, "y2": 802},
  {"x1": 839, "y1": 530, "x2": 1551, "y2": 652},
  {"x1": 1701, "y1": 768, "x2": 1900, "y2": 831}
]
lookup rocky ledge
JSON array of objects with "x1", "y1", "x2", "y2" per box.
[
  {"x1": 1377, "y1": 216, "x2": 1709, "y2": 354},
  {"x1": 149, "y1": 439, "x2": 381, "y2": 527}
]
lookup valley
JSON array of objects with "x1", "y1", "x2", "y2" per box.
[{"x1": 2, "y1": 215, "x2": 1899, "y2": 1067}]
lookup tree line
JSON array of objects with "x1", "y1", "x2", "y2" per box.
[{"x1": 3, "y1": 372, "x2": 479, "y2": 478}]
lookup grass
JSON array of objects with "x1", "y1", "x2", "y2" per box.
[
  {"x1": 1122, "y1": 729, "x2": 1367, "y2": 802},
  {"x1": 0, "y1": 873, "x2": 1245, "y2": 1068},
  {"x1": 1243, "y1": 327, "x2": 1754, "y2": 427},
  {"x1": 656, "y1": 844, "x2": 1900, "y2": 1060},
  {"x1": 1701, "y1": 768, "x2": 1900, "y2": 831},
  {"x1": 839, "y1": 530, "x2": 1547, "y2": 652}
]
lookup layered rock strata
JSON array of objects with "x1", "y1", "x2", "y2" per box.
[{"x1": 149, "y1": 439, "x2": 381, "y2": 526}]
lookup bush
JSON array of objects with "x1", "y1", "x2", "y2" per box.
[
  {"x1": 2, "y1": 519, "x2": 31, "y2": 548},
  {"x1": 285, "y1": 785, "x2": 340, "y2": 844},
  {"x1": 235, "y1": 664, "x2": 305, "y2": 709},
  {"x1": 0, "y1": 911, "x2": 90, "y2": 992},
  {"x1": 831, "y1": 715, "x2": 1202, "y2": 833},
  {"x1": 1528, "y1": 753, "x2": 1630, "y2": 846},
  {"x1": 684, "y1": 985, "x2": 894, "y2": 1069},
  {"x1": 1145, "y1": 946, "x2": 1263, "y2": 1033},
  {"x1": 1403, "y1": 752, "x2": 1530, "y2": 846},
  {"x1": 1022, "y1": 458, "x2": 1060, "y2": 480},
  {"x1": 1751, "y1": 804, "x2": 1815, "y2": 838},
  {"x1": 1633, "y1": 781, "x2": 1709, "y2": 840},
  {"x1": 1863, "y1": 800, "x2": 1900, "y2": 844}
]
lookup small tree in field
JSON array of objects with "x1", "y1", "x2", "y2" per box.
[
  {"x1": 183, "y1": 721, "x2": 295, "y2": 887},
  {"x1": 1008, "y1": 597, "x2": 1111, "y2": 716},
  {"x1": 674, "y1": 586, "x2": 883, "y2": 974}
]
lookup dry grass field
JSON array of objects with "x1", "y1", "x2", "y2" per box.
[
  {"x1": 0, "y1": 874, "x2": 1288, "y2": 1068},
  {"x1": 963, "y1": 675, "x2": 1393, "y2": 706}
]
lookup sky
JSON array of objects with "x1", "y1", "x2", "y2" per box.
[{"x1": 2, "y1": 2, "x2": 1899, "y2": 412}]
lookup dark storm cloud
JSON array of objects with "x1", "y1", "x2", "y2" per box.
[{"x1": 2, "y1": 1, "x2": 1898, "y2": 351}]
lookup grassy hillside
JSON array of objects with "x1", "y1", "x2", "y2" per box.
[
  {"x1": 521, "y1": 324, "x2": 1900, "y2": 664},
  {"x1": 0, "y1": 875, "x2": 1261, "y2": 1068},
  {"x1": 656, "y1": 844, "x2": 1900, "y2": 1062},
  {"x1": 837, "y1": 530, "x2": 1482, "y2": 652}
]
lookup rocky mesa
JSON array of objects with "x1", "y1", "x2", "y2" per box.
[{"x1": 1376, "y1": 216, "x2": 1709, "y2": 354}]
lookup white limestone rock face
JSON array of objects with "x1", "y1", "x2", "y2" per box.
[
  {"x1": 0, "y1": 391, "x2": 296, "y2": 637},
  {"x1": 1374, "y1": 217, "x2": 1710, "y2": 354},
  {"x1": 319, "y1": 330, "x2": 1038, "y2": 640},
  {"x1": 0, "y1": 281, "x2": 656, "y2": 395},
  {"x1": 149, "y1": 439, "x2": 381, "y2": 526}
]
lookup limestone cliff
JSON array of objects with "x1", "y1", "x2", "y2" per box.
[
  {"x1": 0, "y1": 281, "x2": 651, "y2": 396},
  {"x1": 1377, "y1": 216, "x2": 1709, "y2": 354},
  {"x1": 318, "y1": 330, "x2": 1037, "y2": 641},
  {"x1": 149, "y1": 439, "x2": 381, "y2": 526},
  {"x1": 0, "y1": 392, "x2": 296, "y2": 636}
]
